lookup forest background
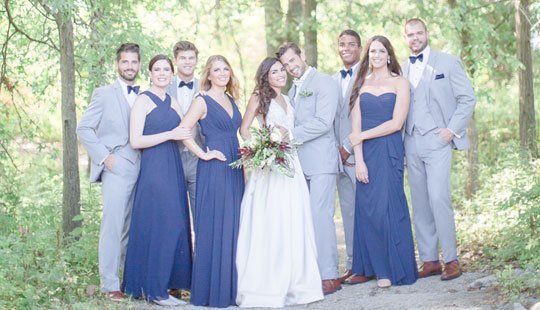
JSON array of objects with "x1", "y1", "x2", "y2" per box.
[{"x1": 0, "y1": 0, "x2": 539, "y2": 308}]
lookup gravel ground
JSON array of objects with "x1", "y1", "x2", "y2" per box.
[{"x1": 121, "y1": 216, "x2": 518, "y2": 310}]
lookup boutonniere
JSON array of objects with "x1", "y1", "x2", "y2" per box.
[{"x1": 299, "y1": 90, "x2": 313, "y2": 98}]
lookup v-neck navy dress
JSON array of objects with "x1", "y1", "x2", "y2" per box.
[
  {"x1": 190, "y1": 95, "x2": 245, "y2": 308},
  {"x1": 123, "y1": 91, "x2": 192, "y2": 301}
]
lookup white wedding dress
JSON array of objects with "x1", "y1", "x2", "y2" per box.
[{"x1": 236, "y1": 96, "x2": 323, "y2": 308}]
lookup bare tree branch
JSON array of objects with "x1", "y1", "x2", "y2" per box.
[
  {"x1": 4, "y1": 0, "x2": 58, "y2": 51},
  {"x1": 0, "y1": 141, "x2": 19, "y2": 171}
]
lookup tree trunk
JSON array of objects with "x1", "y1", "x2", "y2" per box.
[
  {"x1": 447, "y1": 0, "x2": 480, "y2": 199},
  {"x1": 285, "y1": 0, "x2": 301, "y2": 43},
  {"x1": 515, "y1": 0, "x2": 538, "y2": 159},
  {"x1": 263, "y1": 0, "x2": 284, "y2": 56},
  {"x1": 56, "y1": 10, "x2": 81, "y2": 240},
  {"x1": 302, "y1": 0, "x2": 317, "y2": 67}
]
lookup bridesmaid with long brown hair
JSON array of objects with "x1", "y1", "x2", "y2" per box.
[{"x1": 345, "y1": 36, "x2": 418, "y2": 288}]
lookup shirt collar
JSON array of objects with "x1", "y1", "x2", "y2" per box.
[
  {"x1": 411, "y1": 45, "x2": 431, "y2": 63},
  {"x1": 117, "y1": 78, "x2": 133, "y2": 96},
  {"x1": 342, "y1": 62, "x2": 360, "y2": 75},
  {"x1": 297, "y1": 66, "x2": 313, "y2": 82}
]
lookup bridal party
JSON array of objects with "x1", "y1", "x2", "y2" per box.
[{"x1": 76, "y1": 17, "x2": 476, "y2": 307}]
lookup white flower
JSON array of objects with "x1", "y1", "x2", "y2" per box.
[{"x1": 270, "y1": 128, "x2": 283, "y2": 142}]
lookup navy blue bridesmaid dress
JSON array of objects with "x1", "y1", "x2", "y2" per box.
[
  {"x1": 190, "y1": 95, "x2": 245, "y2": 308},
  {"x1": 352, "y1": 92, "x2": 418, "y2": 285},
  {"x1": 123, "y1": 91, "x2": 192, "y2": 301}
]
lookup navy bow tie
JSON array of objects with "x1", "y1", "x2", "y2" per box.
[
  {"x1": 179, "y1": 81, "x2": 194, "y2": 89},
  {"x1": 409, "y1": 53, "x2": 424, "y2": 64},
  {"x1": 340, "y1": 68, "x2": 353, "y2": 79},
  {"x1": 127, "y1": 85, "x2": 140, "y2": 94}
]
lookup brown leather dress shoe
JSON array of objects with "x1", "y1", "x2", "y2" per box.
[
  {"x1": 344, "y1": 274, "x2": 374, "y2": 285},
  {"x1": 106, "y1": 291, "x2": 125, "y2": 302},
  {"x1": 338, "y1": 269, "x2": 352, "y2": 283},
  {"x1": 418, "y1": 261, "x2": 442, "y2": 278},
  {"x1": 322, "y1": 279, "x2": 342, "y2": 295},
  {"x1": 441, "y1": 260, "x2": 462, "y2": 281}
]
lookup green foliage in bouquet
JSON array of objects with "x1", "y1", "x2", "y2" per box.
[{"x1": 230, "y1": 126, "x2": 297, "y2": 177}]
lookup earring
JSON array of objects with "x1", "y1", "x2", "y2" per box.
[{"x1": 387, "y1": 58, "x2": 391, "y2": 64}]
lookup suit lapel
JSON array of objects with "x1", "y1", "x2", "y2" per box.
[
  {"x1": 403, "y1": 61, "x2": 410, "y2": 79},
  {"x1": 193, "y1": 77, "x2": 200, "y2": 93},
  {"x1": 288, "y1": 84, "x2": 296, "y2": 107},
  {"x1": 113, "y1": 80, "x2": 130, "y2": 131},
  {"x1": 296, "y1": 68, "x2": 317, "y2": 103},
  {"x1": 422, "y1": 50, "x2": 438, "y2": 104}
]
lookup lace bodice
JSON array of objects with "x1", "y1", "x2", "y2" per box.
[{"x1": 257, "y1": 96, "x2": 295, "y2": 137}]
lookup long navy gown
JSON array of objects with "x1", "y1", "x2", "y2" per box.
[
  {"x1": 190, "y1": 95, "x2": 245, "y2": 308},
  {"x1": 123, "y1": 91, "x2": 192, "y2": 301},
  {"x1": 352, "y1": 92, "x2": 418, "y2": 285}
]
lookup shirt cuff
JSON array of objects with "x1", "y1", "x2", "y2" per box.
[
  {"x1": 447, "y1": 128, "x2": 461, "y2": 139},
  {"x1": 99, "y1": 153, "x2": 110, "y2": 166}
]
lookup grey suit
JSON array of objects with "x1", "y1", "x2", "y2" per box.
[
  {"x1": 332, "y1": 70, "x2": 357, "y2": 270},
  {"x1": 166, "y1": 77, "x2": 203, "y2": 215},
  {"x1": 402, "y1": 49, "x2": 476, "y2": 263},
  {"x1": 289, "y1": 67, "x2": 340, "y2": 280},
  {"x1": 76, "y1": 80, "x2": 140, "y2": 292}
]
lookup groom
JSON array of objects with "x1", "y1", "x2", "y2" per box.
[
  {"x1": 277, "y1": 42, "x2": 341, "y2": 295},
  {"x1": 402, "y1": 18, "x2": 476, "y2": 280}
]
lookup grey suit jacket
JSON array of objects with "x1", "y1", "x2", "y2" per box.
[
  {"x1": 77, "y1": 80, "x2": 140, "y2": 182},
  {"x1": 289, "y1": 68, "x2": 340, "y2": 175},
  {"x1": 332, "y1": 69, "x2": 358, "y2": 164},
  {"x1": 166, "y1": 77, "x2": 204, "y2": 150},
  {"x1": 402, "y1": 50, "x2": 476, "y2": 150}
]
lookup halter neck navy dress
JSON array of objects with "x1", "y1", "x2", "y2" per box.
[
  {"x1": 190, "y1": 94, "x2": 245, "y2": 308},
  {"x1": 352, "y1": 92, "x2": 418, "y2": 285},
  {"x1": 123, "y1": 91, "x2": 192, "y2": 301}
]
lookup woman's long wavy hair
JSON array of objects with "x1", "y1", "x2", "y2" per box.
[
  {"x1": 349, "y1": 35, "x2": 402, "y2": 112},
  {"x1": 200, "y1": 55, "x2": 240, "y2": 100},
  {"x1": 253, "y1": 57, "x2": 280, "y2": 125}
]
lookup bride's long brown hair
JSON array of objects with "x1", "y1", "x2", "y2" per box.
[
  {"x1": 349, "y1": 35, "x2": 402, "y2": 112},
  {"x1": 253, "y1": 57, "x2": 280, "y2": 124}
]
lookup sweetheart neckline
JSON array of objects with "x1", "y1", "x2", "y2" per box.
[{"x1": 360, "y1": 92, "x2": 397, "y2": 97}]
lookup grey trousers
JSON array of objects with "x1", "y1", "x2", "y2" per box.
[
  {"x1": 180, "y1": 150, "x2": 198, "y2": 216},
  {"x1": 98, "y1": 155, "x2": 139, "y2": 292},
  {"x1": 337, "y1": 164, "x2": 355, "y2": 269},
  {"x1": 404, "y1": 129, "x2": 457, "y2": 263},
  {"x1": 305, "y1": 173, "x2": 339, "y2": 280}
]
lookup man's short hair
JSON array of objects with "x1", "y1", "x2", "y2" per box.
[
  {"x1": 276, "y1": 42, "x2": 302, "y2": 59},
  {"x1": 338, "y1": 29, "x2": 361, "y2": 47},
  {"x1": 116, "y1": 43, "x2": 140, "y2": 61},
  {"x1": 404, "y1": 18, "x2": 427, "y2": 32},
  {"x1": 173, "y1": 41, "x2": 199, "y2": 59}
]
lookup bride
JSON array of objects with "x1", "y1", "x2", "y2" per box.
[{"x1": 235, "y1": 57, "x2": 323, "y2": 308}]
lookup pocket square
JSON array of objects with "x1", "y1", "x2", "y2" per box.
[{"x1": 435, "y1": 73, "x2": 445, "y2": 80}]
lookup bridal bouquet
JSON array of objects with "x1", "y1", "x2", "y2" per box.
[{"x1": 230, "y1": 125, "x2": 296, "y2": 177}]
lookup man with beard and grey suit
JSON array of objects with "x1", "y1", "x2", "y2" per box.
[
  {"x1": 77, "y1": 43, "x2": 141, "y2": 301},
  {"x1": 166, "y1": 40, "x2": 203, "y2": 216},
  {"x1": 277, "y1": 42, "x2": 341, "y2": 295},
  {"x1": 332, "y1": 30, "x2": 362, "y2": 284},
  {"x1": 402, "y1": 18, "x2": 476, "y2": 281}
]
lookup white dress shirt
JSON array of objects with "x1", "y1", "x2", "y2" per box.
[
  {"x1": 340, "y1": 62, "x2": 360, "y2": 97},
  {"x1": 175, "y1": 76, "x2": 195, "y2": 117},
  {"x1": 117, "y1": 78, "x2": 138, "y2": 108},
  {"x1": 408, "y1": 45, "x2": 431, "y2": 88},
  {"x1": 293, "y1": 66, "x2": 314, "y2": 101}
]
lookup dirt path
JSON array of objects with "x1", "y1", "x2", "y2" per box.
[{"x1": 127, "y1": 216, "x2": 509, "y2": 310}]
